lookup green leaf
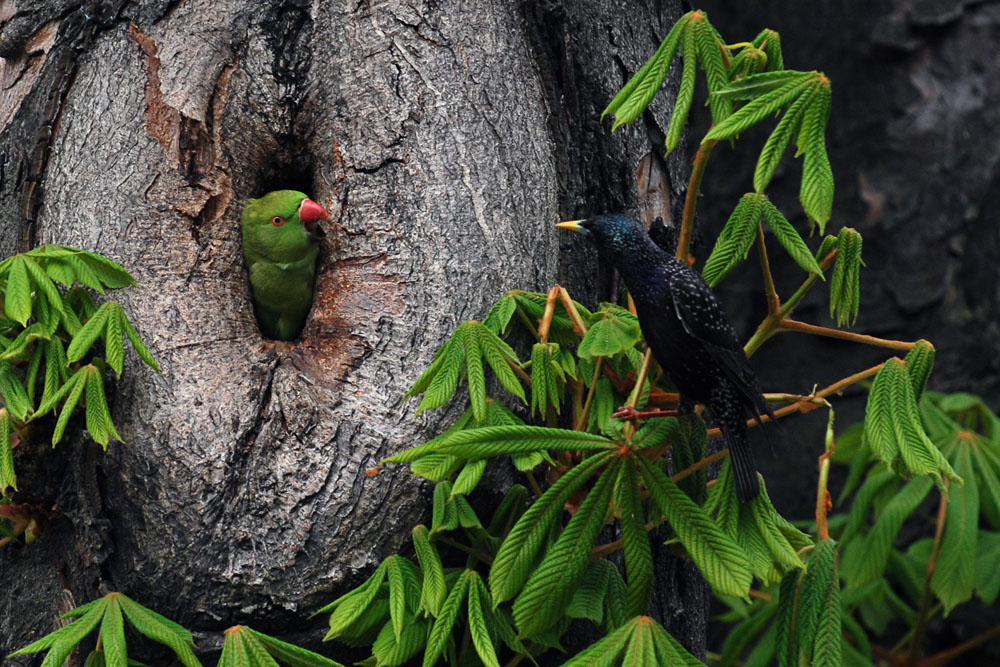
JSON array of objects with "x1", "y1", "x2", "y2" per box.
[
  {"x1": 637, "y1": 455, "x2": 752, "y2": 598},
  {"x1": 704, "y1": 73, "x2": 814, "y2": 142},
  {"x1": 23, "y1": 254, "x2": 67, "y2": 320},
  {"x1": 801, "y1": 539, "x2": 842, "y2": 667},
  {"x1": 319, "y1": 560, "x2": 387, "y2": 628},
  {"x1": 753, "y1": 84, "x2": 815, "y2": 193},
  {"x1": 115, "y1": 313, "x2": 158, "y2": 374},
  {"x1": 975, "y1": 531, "x2": 1000, "y2": 605},
  {"x1": 412, "y1": 525, "x2": 447, "y2": 617},
  {"x1": 467, "y1": 574, "x2": 501, "y2": 667},
  {"x1": 4, "y1": 255, "x2": 32, "y2": 326},
  {"x1": 749, "y1": 488, "x2": 806, "y2": 570},
  {"x1": 0, "y1": 361, "x2": 32, "y2": 422},
  {"x1": 67, "y1": 302, "x2": 112, "y2": 364},
  {"x1": 411, "y1": 329, "x2": 464, "y2": 413},
  {"x1": 483, "y1": 292, "x2": 517, "y2": 335},
  {"x1": 566, "y1": 560, "x2": 613, "y2": 623},
  {"x1": 451, "y1": 458, "x2": 487, "y2": 497},
  {"x1": 422, "y1": 570, "x2": 471, "y2": 667},
  {"x1": 841, "y1": 476, "x2": 933, "y2": 589},
  {"x1": 85, "y1": 364, "x2": 122, "y2": 448},
  {"x1": 247, "y1": 626, "x2": 344, "y2": 666},
  {"x1": 371, "y1": 612, "x2": 426, "y2": 667},
  {"x1": 692, "y1": 12, "x2": 730, "y2": 124},
  {"x1": 577, "y1": 307, "x2": 641, "y2": 360},
  {"x1": 830, "y1": 227, "x2": 862, "y2": 326},
  {"x1": 464, "y1": 324, "x2": 487, "y2": 422},
  {"x1": 904, "y1": 340, "x2": 935, "y2": 401},
  {"x1": 431, "y1": 481, "x2": 459, "y2": 534},
  {"x1": 702, "y1": 193, "x2": 762, "y2": 287},
  {"x1": 385, "y1": 556, "x2": 408, "y2": 642},
  {"x1": 513, "y1": 458, "x2": 621, "y2": 637},
  {"x1": 116, "y1": 593, "x2": 201, "y2": 667},
  {"x1": 9, "y1": 596, "x2": 106, "y2": 665},
  {"x1": 711, "y1": 70, "x2": 809, "y2": 102},
  {"x1": 491, "y1": 452, "x2": 613, "y2": 604},
  {"x1": 775, "y1": 569, "x2": 800, "y2": 667},
  {"x1": 562, "y1": 616, "x2": 703, "y2": 667},
  {"x1": 932, "y1": 440, "x2": 978, "y2": 614},
  {"x1": 432, "y1": 424, "x2": 614, "y2": 460},
  {"x1": 863, "y1": 358, "x2": 959, "y2": 487},
  {"x1": 99, "y1": 595, "x2": 127, "y2": 667},
  {"x1": 665, "y1": 27, "x2": 698, "y2": 155},
  {"x1": 530, "y1": 342, "x2": 561, "y2": 418},
  {"x1": 617, "y1": 459, "x2": 653, "y2": 617},
  {"x1": 0, "y1": 409, "x2": 15, "y2": 491},
  {"x1": 50, "y1": 367, "x2": 88, "y2": 445},
  {"x1": 760, "y1": 198, "x2": 823, "y2": 277},
  {"x1": 105, "y1": 307, "x2": 125, "y2": 378},
  {"x1": 799, "y1": 79, "x2": 834, "y2": 231},
  {"x1": 603, "y1": 14, "x2": 685, "y2": 125}
]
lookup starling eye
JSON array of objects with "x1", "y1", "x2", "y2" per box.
[{"x1": 271, "y1": 216, "x2": 285, "y2": 227}]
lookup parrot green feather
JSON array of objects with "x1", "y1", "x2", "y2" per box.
[{"x1": 241, "y1": 190, "x2": 327, "y2": 340}]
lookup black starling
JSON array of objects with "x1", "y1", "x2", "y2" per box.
[{"x1": 557, "y1": 214, "x2": 772, "y2": 501}]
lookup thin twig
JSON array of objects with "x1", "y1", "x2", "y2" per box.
[
  {"x1": 919, "y1": 622, "x2": 1000, "y2": 667},
  {"x1": 778, "y1": 319, "x2": 916, "y2": 351},
  {"x1": 575, "y1": 358, "x2": 603, "y2": 432},
  {"x1": 677, "y1": 139, "x2": 717, "y2": 263}
]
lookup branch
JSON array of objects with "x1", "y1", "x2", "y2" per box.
[
  {"x1": 778, "y1": 319, "x2": 916, "y2": 351},
  {"x1": 677, "y1": 139, "x2": 717, "y2": 263}
]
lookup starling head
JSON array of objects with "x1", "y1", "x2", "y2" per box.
[{"x1": 556, "y1": 214, "x2": 660, "y2": 269}]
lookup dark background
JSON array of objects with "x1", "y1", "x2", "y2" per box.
[
  {"x1": 685, "y1": 0, "x2": 1000, "y2": 505},
  {"x1": 694, "y1": 1, "x2": 1000, "y2": 661}
]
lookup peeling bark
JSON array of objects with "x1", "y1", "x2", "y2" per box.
[{"x1": 0, "y1": 0, "x2": 703, "y2": 663}]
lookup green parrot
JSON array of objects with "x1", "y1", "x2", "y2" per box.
[{"x1": 241, "y1": 190, "x2": 329, "y2": 340}]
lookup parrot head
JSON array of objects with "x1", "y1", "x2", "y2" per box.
[{"x1": 241, "y1": 190, "x2": 328, "y2": 261}]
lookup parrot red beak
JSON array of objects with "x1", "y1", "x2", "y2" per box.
[{"x1": 299, "y1": 198, "x2": 328, "y2": 238}]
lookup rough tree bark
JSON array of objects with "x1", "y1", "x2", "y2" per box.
[{"x1": 0, "y1": 0, "x2": 706, "y2": 663}]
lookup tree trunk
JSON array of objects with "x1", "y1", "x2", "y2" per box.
[{"x1": 0, "y1": 0, "x2": 704, "y2": 662}]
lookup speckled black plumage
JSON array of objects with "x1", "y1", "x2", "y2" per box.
[{"x1": 565, "y1": 214, "x2": 772, "y2": 501}]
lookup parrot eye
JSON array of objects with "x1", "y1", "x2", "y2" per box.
[{"x1": 271, "y1": 216, "x2": 285, "y2": 227}]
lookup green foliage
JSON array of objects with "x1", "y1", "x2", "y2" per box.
[
  {"x1": 702, "y1": 193, "x2": 822, "y2": 287},
  {"x1": 829, "y1": 227, "x2": 864, "y2": 326},
  {"x1": 0, "y1": 246, "x2": 158, "y2": 503},
  {"x1": 602, "y1": 10, "x2": 737, "y2": 154},
  {"x1": 9, "y1": 592, "x2": 201, "y2": 667},
  {"x1": 862, "y1": 357, "x2": 959, "y2": 489},
  {"x1": 219, "y1": 626, "x2": 343, "y2": 667},
  {"x1": 561, "y1": 616, "x2": 703, "y2": 666},
  {"x1": 705, "y1": 70, "x2": 834, "y2": 231}
]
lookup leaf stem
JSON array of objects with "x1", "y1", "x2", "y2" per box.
[
  {"x1": 575, "y1": 358, "x2": 603, "y2": 432},
  {"x1": 506, "y1": 357, "x2": 532, "y2": 384},
  {"x1": 743, "y1": 248, "x2": 838, "y2": 356},
  {"x1": 907, "y1": 480, "x2": 949, "y2": 665},
  {"x1": 815, "y1": 402, "x2": 835, "y2": 540},
  {"x1": 677, "y1": 139, "x2": 717, "y2": 263},
  {"x1": 777, "y1": 319, "x2": 916, "y2": 351},
  {"x1": 755, "y1": 222, "x2": 780, "y2": 314}
]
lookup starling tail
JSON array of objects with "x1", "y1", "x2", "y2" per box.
[{"x1": 720, "y1": 418, "x2": 760, "y2": 502}]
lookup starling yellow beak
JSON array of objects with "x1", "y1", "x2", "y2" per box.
[{"x1": 556, "y1": 219, "x2": 588, "y2": 235}]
